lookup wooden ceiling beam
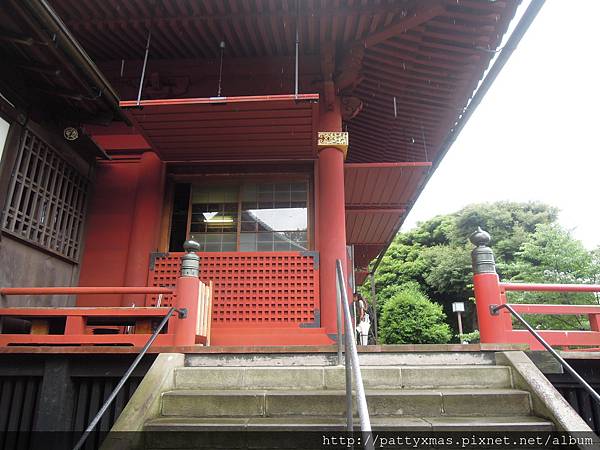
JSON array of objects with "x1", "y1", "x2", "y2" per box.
[
  {"x1": 0, "y1": 28, "x2": 48, "y2": 47},
  {"x1": 363, "y1": 52, "x2": 471, "y2": 81},
  {"x1": 334, "y1": 0, "x2": 444, "y2": 96},
  {"x1": 320, "y1": 41, "x2": 336, "y2": 110},
  {"x1": 62, "y1": 3, "x2": 418, "y2": 29},
  {"x1": 384, "y1": 39, "x2": 482, "y2": 64},
  {"x1": 359, "y1": 78, "x2": 456, "y2": 103},
  {"x1": 13, "y1": 62, "x2": 61, "y2": 77},
  {"x1": 360, "y1": 0, "x2": 446, "y2": 49},
  {"x1": 369, "y1": 45, "x2": 475, "y2": 73},
  {"x1": 353, "y1": 113, "x2": 437, "y2": 136},
  {"x1": 362, "y1": 68, "x2": 457, "y2": 95},
  {"x1": 362, "y1": 61, "x2": 467, "y2": 89}
]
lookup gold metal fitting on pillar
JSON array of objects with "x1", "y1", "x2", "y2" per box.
[{"x1": 317, "y1": 131, "x2": 349, "y2": 159}]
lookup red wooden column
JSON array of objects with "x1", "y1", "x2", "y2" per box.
[
  {"x1": 317, "y1": 101, "x2": 349, "y2": 334},
  {"x1": 122, "y1": 151, "x2": 165, "y2": 306}
]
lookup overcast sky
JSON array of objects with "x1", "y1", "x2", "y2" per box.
[{"x1": 402, "y1": 0, "x2": 600, "y2": 249}]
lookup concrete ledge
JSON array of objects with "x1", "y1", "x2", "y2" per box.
[
  {"x1": 495, "y1": 351, "x2": 594, "y2": 435},
  {"x1": 183, "y1": 343, "x2": 529, "y2": 353},
  {"x1": 101, "y1": 353, "x2": 184, "y2": 450},
  {"x1": 185, "y1": 351, "x2": 499, "y2": 367},
  {"x1": 0, "y1": 343, "x2": 529, "y2": 354}
]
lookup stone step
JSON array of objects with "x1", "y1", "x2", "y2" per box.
[
  {"x1": 184, "y1": 351, "x2": 497, "y2": 367},
  {"x1": 144, "y1": 416, "x2": 553, "y2": 449},
  {"x1": 174, "y1": 365, "x2": 512, "y2": 390},
  {"x1": 146, "y1": 415, "x2": 554, "y2": 431},
  {"x1": 161, "y1": 389, "x2": 531, "y2": 418}
]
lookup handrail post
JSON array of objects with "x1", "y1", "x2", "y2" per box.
[
  {"x1": 589, "y1": 313, "x2": 600, "y2": 332},
  {"x1": 470, "y1": 228, "x2": 510, "y2": 344},
  {"x1": 336, "y1": 280, "x2": 343, "y2": 366},
  {"x1": 336, "y1": 272, "x2": 353, "y2": 429},
  {"x1": 173, "y1": 240, "x2": 201, "y2": 346},
  {"x1": 345, "y1": 325, "x2": 353, "y2": 433}
]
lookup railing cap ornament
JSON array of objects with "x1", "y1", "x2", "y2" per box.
[
  {"x1": 181, "y1": 240, "x2": 200, "y2": 277},
  {"x1": 470, "y1": 227, "x2": 496, "y2": 274},
  {"x1": 183, "y1": 240, "x2": 201, "y2": 253},
  {"x1": 469, "y1": 226, "x2": 491, "y2": 247}
]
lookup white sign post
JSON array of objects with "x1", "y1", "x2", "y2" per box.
[{"x1": 452, "y1": 302, "x2": 465, "y2": 342}]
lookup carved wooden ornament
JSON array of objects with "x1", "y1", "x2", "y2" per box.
[{"x1": 317, "y1": 131, "x2": 349, "y2": 158}]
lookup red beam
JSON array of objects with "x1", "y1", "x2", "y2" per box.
[
  {"x1": 346, "y1": 208, "x2": 406, "y2": 214},
  {"x1": 92, "y1": 134, "x2": 151, "y2": 150},
  {"x1": 501, "y1": 283, "x2": 600, "y2": 293},
  {"x1": 0, "y1": 307, "x2": 172, "y2": 316},
  {"x1": 508, "y1": 304, "x2": 600, "y2": 315},
  {"x1": 507, "y1": 330, "x2": 600, "y2": 347},
  {"x1": 345, "y1": 162, "x2": 432, "y2": 169},
  {"x1": 0, "y1": 287, "x2": 173, "y2": 296},
  {"x1": 0, "y1": 334, "x2": 176, "y2": 347},
  {"x1": 120, "y1": 93, "x2": 319, "y2": 108}
]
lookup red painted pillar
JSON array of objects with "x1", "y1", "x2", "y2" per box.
[
  {"x1": 317, "y1": 100, "x2": 349, "y2": 334},
  {"x1": 174, "y1": 277, "x2": 200, "y2": 346},
  {"x1": 122, "y1": 151, "x2": 165, "y2": 306},
  {"x1": 470, "y1": 228, "x2": 510, "y2": 343},
  {"x1": 473, "y1": 273, "x2": 508, "y2": 343}
]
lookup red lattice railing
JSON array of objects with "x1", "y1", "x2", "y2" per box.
[{"x1": 147, "y1": 252, "x2": 320, "y2": 326}]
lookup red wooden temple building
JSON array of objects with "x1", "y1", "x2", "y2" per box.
[
  {"x1": 5, "y1": 1, "x2": 600, "y2": 448},
  {"x1": 0, "y1": 0, "x2": 521, "y2": 347}
]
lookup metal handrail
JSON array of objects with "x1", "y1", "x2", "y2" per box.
[
  {"x1": 491, "y1": 303, "x2": 600, "y2": 405},
  {"x1": 336, "y1": 259, "x2": 374, "y2": 450},
  {"x1": 72, "y1": 306, "x2": 187, "y2": 450}
]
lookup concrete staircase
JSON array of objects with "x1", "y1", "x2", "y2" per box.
[{"x1": 140, "y1": 352, "x2": 556, "y2": 448}]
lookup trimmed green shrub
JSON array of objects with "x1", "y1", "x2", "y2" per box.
[
  {"x1": 458, "y1": 330, "x2": 480, "y2": 344},
  {"x1": 379, "y1": 285, "x2": 452, "y2": 344}
]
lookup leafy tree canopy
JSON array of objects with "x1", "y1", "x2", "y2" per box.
[
  {"x1": 362, "y1": 201, "x2": 599, "y2": 341},
  {"x1": 509, "y1": 223, "x2": 600, "y2": 330}
]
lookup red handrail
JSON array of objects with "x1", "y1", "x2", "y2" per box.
[
  {"x1": 500, "y1": 283, "x2": 600, "y2": 293},
  {"x1": 508, "y1": 304, "x2": 600, "y2": 315},
  {"x1": 0, "y1": 287, "x2": 173, "y2": 296}
]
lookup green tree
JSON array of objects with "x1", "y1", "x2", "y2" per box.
[
  {"x1": 362, "y1": 201, "x2": 597, "y2": 340},
  {"x1": 379, "y1": 284, "x2": 452, "y2": 344},
  {"x1": 454, "y1": 202, "x2": 559, "y2": 266},
  {"x1": 509, "y1": 223, "x2": 600, "y2": 330}
]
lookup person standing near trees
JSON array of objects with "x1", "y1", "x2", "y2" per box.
[{"x1": 355, "y1": 293, "x2": 371, "y2": 345}]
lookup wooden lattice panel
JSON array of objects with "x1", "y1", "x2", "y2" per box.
[
  {"x1": 148, "y1": 252, "x2": 319, "y2": 325},
  {"x1": 1, "y1": 128, "x2": 89, "y2": 261}
]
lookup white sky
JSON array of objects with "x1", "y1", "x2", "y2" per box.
[{"x1": 402, "y1": 0, "x2": 600, "y2": 249}]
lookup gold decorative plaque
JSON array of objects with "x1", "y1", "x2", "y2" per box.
[{"x1": 317, "y1": 131, "x2": 349, "y2": 158}]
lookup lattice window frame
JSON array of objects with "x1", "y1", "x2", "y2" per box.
[{"x1": 1, "y1": 128, "x2": 89, "y2": 261}]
